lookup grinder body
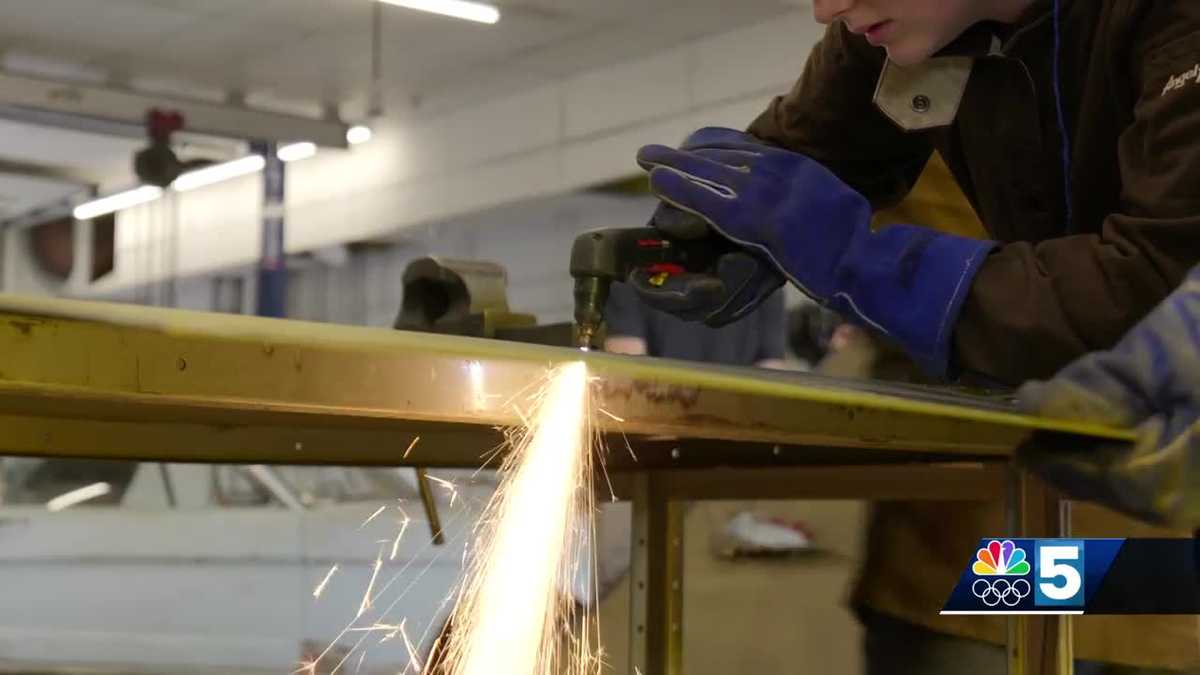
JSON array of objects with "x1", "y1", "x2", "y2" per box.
[{"x1": 570, "y1": 227, "x2": 725, "y2": 349}]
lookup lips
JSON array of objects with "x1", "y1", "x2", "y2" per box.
[
  {"x1": 844, "y1": 17, "x2": 894, "y2": 46},
  {"x1": 863, "y1": 20, "x2": 893, "y2": 46},
  {"x1": 848, "y1": 19, "x2": 885, "y2": 34}
]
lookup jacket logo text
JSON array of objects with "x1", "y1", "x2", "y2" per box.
[{"x1": 1163, "y1": 64, "x2": 1200, "y2": 96}]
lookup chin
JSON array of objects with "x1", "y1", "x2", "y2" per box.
[{"x1": 884, "y1": 41, "x2": 936, "y2": 67}]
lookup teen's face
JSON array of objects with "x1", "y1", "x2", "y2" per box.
[{"x1": 811, "y1": 0, "x2": 982, "y2": 65}]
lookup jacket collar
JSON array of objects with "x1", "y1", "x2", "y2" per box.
[{"x1": 935, "y1": 0, "x2": 1056, "y2": 57}]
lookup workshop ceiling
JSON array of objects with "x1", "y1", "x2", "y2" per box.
[
  {"x1": 0, "y1": 0, "x2": 802, "y2": 111},
  {"x1": 0, "y1": 0, "x2": 807, "y2": 222}
]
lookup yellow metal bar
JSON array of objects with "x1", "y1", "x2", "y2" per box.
[
  {"x1": 661, "y1": 496, "x2": 685, "y2": 675},
  {"x1": 415, "y1": 467, "x2": 446, "y2": 545},
  {"x1": 1008, "y1": 468, "x2": 1024, "y2": 675},
  {"x1": 1058, "y1": 501, "x2": 1075, "y2": 675},
  {"x1": 0, "y1": 294, "x2": 1133, "y2": 468},
  {"x1": 630, "y1": 474, "x2": 650, "y2": 674},
  {"x1": 630, "y1": 475, "x2": 685, "y2": 675},
  {"x1": 1006, "y1": 472, "x2": 1066, "y2": 675},
  {"x1": 610, "y1": 462, "x2": 1009, "y2": 502}
]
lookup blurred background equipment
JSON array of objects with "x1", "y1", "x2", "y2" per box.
[
  {"x1": 787, "y1": 303, "x2": 843, "y2": 371},
  {"x1": 132, "y1": 109, "x2": 214, "y2": 187}
]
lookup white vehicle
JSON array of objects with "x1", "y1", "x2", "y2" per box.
[{"x1": 0, "y1": 459, "x2": 493, "y2": 674}]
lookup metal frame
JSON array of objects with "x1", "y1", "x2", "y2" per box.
[
  {"x1": 0, "y1": 296, "x2": 1111, "y2": 674},
  {"x1": 620, "y1": 463, "x2": 1070, "y2": 675},
  {"x1": 628, "y1": 474, "x2": 685, "y2": 675},
  {"x1": 1005, "y1": 471, "x2": 1074, "y2": 675}
]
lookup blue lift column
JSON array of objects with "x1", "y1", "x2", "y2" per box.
[{"x1": 252, "y1": 141, "x2": 286, "y2": 317}]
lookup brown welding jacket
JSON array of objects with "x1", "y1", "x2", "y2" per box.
[
  {"x1": 747, "y1": 1, "x2": 1200, "y2": 669},
  {"x1": 749, "y1": 0, "x2": 1200, "y2": 385}
]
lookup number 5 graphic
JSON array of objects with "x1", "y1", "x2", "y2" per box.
[{"x1": 1035, "y1": 540, "x2": 1085, "y2": 606}]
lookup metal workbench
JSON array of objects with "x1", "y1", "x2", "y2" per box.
[{"x1": 0, "y1": 294, "x2": 1132, "y2": 675}]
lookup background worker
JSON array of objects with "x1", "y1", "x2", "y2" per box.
[
  {"x1": 628, "y1": 0, "x2": 1200, "y2": 672},
  {"x1": 603, "y1": 280, "x2": 785, "y2": 368},
  {"x1": 1019, "y1": 264, "x2": 1200, "y2": 530}
]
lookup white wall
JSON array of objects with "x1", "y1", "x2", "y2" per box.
[
  {"x1": 58, "y1": 11, "x2": 820, "y2": 298},
  {"x1": 3, "y1": 191, "x2": 662, "y2": 330}
]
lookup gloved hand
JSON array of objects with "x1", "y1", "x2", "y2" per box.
[
  {"x1": 634, "y1": 127, "x2": 996, "y2": 377},
  {"x1": 1017, "y1": 266, "x2": 1200, "y2": 527},
  {"x1": 628, "y1": 203, "x2": 784, "y2": 324}
]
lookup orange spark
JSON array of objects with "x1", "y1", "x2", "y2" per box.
[
  {"x1": 357, "y1": 548, "x2": 383, "y2": 618},
  {"x1": 399, "y1": 619, "x2": 421, "y2": 673},
  {"x1": 313, "y1": 564, "x2": 339, "y2": 599},
  {"x1": 348, "y1": 622, "x2": 402, "y2": 633},
  {"x1": 439, "y1": 362, "x2": 598, "y2": 675},
  {"x1": 359, "y1": 505, "x2": 386, "y2": 529},
  {"x1": 390, "y1": 515, "x2": 411, "y2": 561},
  {"x1": 427, "y1": 474, "x2": 459, "y2": 508},
  {"x1": 597, "y1": 407, "x2": 625, "y2": 422}
]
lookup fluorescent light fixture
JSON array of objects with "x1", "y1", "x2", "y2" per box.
[
  {"x1": 378, "y1": 0, "x2": 500, "y2": 24},
  {"x1": 346, "y1": 125, "x2": 373, "y2": 145},
  {"x1": 277, "y1": 141, "x2": 317, "y2": 162},
  {"x1": 47, "y1": 482, "x2": 112, "y2": 511},
  {"x1": 73, "y1": 185, "x2": 163, "y2": 220},
  {"x1": 173, "y1": 154, "x2": 266, "y2": 191}
]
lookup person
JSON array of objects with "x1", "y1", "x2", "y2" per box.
[
  {"x1": 787, "y1": 302, "x2": 841, "y2": 370},
  {"x1": 628, "y1": 0, "x2": 1200, "y2": 672},
  {"x1": 1018, "y1": 264, "x2": 1200, "y2": 529},
  {"x1": 603, "y1": 279, "x2": 785, "y2": 368}
]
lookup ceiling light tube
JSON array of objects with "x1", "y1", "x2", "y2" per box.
[
  {"x1": 378, "y1": 0, "x2": 500, "y2": 24},
  {"x1": 277, "y1": 142, "x2": 317, "y2": 162},
  {"x1": 73, "y1": 185, "x2": 163, "y2": 220},
  {"x1": 173, "y1": 154, "x2": 266, "y2": 192},
  {"x1": 346, "y1": 125, "x2": 373, "y2": 145},
  {"x1": 47, "y1": 482, "x2": 112, "y2": 511}
]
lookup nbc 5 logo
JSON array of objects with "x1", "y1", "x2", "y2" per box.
[
  {"x1": 1034, "y1": 539, "x2": 1085, "y2": 607},
  {"x1": 970, "y1": 539, "x2": 1032, "y2": 608}
]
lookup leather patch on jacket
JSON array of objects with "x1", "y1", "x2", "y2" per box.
[{"x1": 873, "y1": 57, "x2": 974, "y2": 131}]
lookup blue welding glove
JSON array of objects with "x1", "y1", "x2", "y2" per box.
[
  {"x1": 634, "y1": 127, "x2": 997, "y2": 377},
  {"x1": 1017, "y1": 266, "x2": 1200, "y2": 527},
  {"x1": 628, "y1": 203, "x2": 785, "y2": 324}
]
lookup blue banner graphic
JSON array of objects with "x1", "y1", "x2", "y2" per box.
[{"x1": 942, "y1": 538, "x2": 1200, "y2": 614}]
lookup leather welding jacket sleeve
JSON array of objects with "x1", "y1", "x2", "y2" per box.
[{"x1": 749, "y1": 9, "x2": 1200, "y2": 384}]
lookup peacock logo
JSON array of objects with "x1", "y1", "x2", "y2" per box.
[{"x1": 972, "y1": 539, "x2": 1030, "y2": 576}]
